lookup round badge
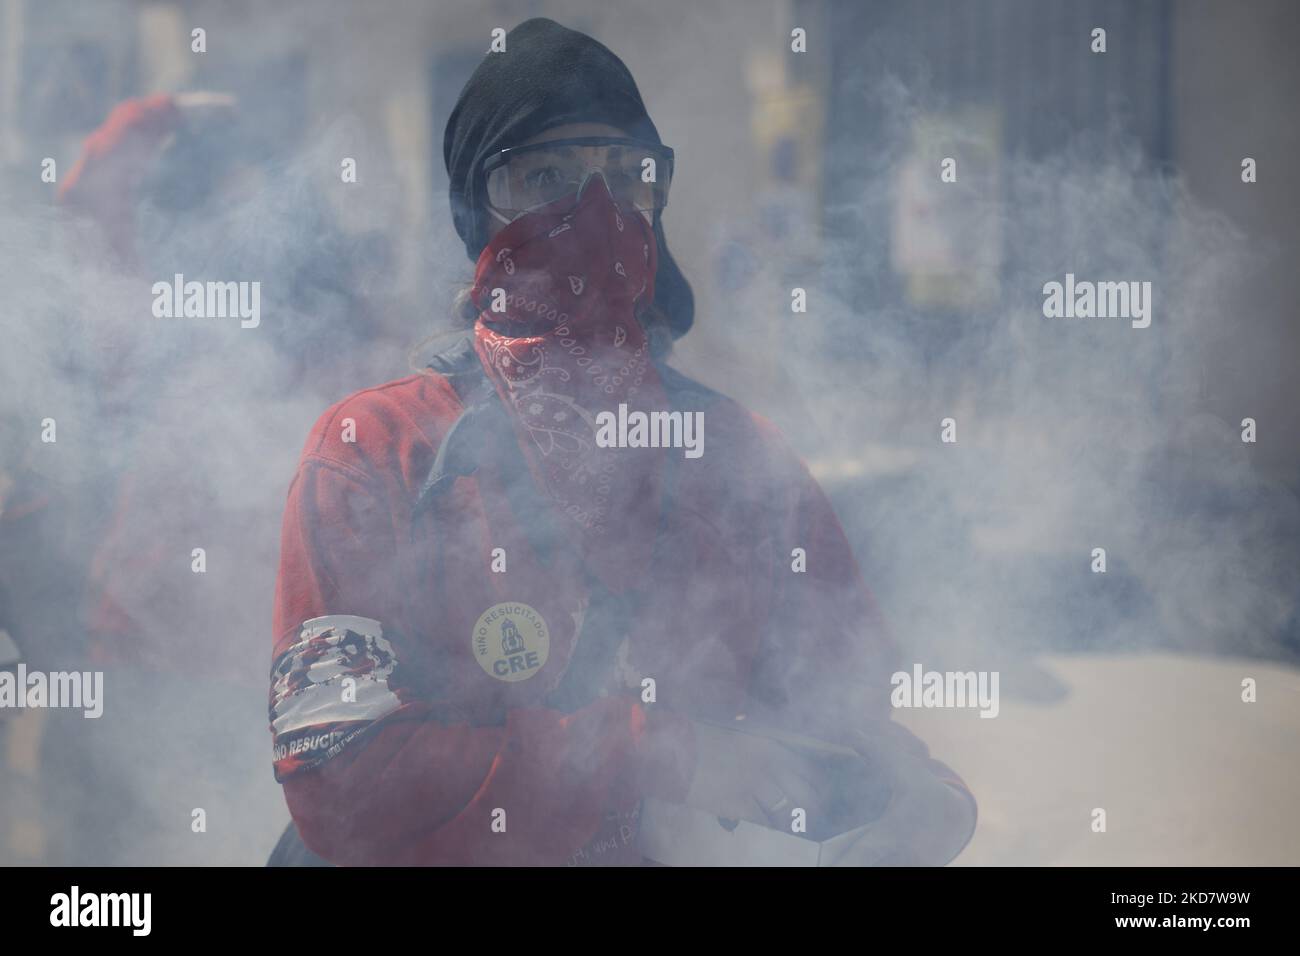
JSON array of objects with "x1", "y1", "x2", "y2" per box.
[{"x1": 472, "y1": 602, "x2": 550, "y2": 682}]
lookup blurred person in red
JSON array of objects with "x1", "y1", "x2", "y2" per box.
[{"x1": 44, "y1": 90, "x2": 396, "y2": 863}]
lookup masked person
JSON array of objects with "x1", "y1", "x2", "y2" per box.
[{"x1": 269, "y1": 17, "x2": 976, "y2": 866}]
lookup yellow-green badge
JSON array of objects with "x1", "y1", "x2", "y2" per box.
[{"x1": 473, "y1": 603, "x2": 550, "y2": 682}]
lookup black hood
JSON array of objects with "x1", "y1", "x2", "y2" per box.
[{"x1": 443, "y1": 17, "x2": 694, "y2": 340}]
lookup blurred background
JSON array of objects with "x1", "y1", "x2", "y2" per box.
[{"x1": 0, "y1": 0, "x2": 1297, "y2": 865}]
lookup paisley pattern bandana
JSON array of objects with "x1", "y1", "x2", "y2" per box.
[{"x1": 471, "y1": 175, "x2": 667, "y2": 593}]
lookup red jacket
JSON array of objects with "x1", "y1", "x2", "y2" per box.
[
  {"x1": 271, "y1": 360, "x2": 957, "y2": 865},
  {"x1": 58, "y1": 93, "x2": 181, "y2": 266}
]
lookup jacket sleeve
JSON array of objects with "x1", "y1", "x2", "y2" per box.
[
  {"x1": 745, "y1": 417, "x2": 977, "y2": 858},
  {"x1": 745, "y1": 415, "x2": 899, "y2": 741},
  {"x1": 271, "y1": 455, "x2": 694, "y2": 866}
]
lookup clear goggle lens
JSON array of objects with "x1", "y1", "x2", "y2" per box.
[{"x1": 483, "y1": 137, "x2": 673, "y2": 223}]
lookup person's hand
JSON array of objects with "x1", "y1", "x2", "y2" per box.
[
  {"x1": 823, "y1": 720, "x2": 977, "y2": 866},
  {"x1": 682, "y1": 721, "x2": 827, "y2": 830}
]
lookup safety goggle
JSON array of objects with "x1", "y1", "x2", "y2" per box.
[{"x1": 482, "y1": 136, "x2": 674, "y2": 223}]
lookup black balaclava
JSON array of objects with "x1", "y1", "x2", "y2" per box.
[{"x1": 443, "y1": 17, "x2": 694, "y2": 341}]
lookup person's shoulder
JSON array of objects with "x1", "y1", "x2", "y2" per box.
[
  {"x1": 296, "y1": 371, "x2": 464, "y2": 481},
  {"x1": 657, "y1": 362, "x2": 791, "y2": 453},
  {"x1": 656, "y1": 362, "x2": 721, "y2": 403}
]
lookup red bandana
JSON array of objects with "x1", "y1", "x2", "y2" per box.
[{"x1": 471, "y1": 177, "x2": 667, "y2": 593}]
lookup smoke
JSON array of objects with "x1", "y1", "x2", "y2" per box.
[
  {"x1": 0, "y1": 0, "x2": 1296, "y2": 866},
  {"x1": 0, "y1": 14, "x2": 447, "y2": 864},
  {"x1": 682, "y1": 50, "x2": 1300, "y2": 700}
]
